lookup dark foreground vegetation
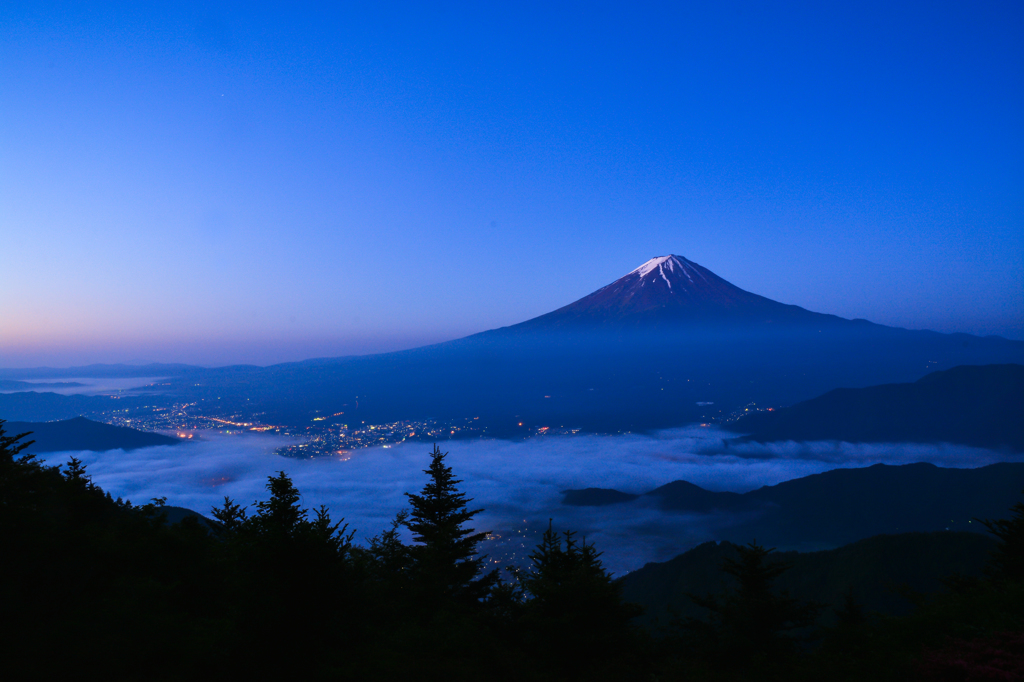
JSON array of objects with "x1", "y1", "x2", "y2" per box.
[{"x1": 2, "y1": 419, "x2": 1022, "y2": 681}]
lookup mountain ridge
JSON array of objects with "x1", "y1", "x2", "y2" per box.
[
  {"x1": 619, "y1": 531, "x2": 997, "y2": 631},
  {"x1": 726, "y1": 363, "x2": 1024, "y2": 450},
  {"x1": 6, "y1": 417, "x2": 182, "y2": 452},
  {"x1": 563, "y1": 461, "x2": 1024, "y2": 549}
]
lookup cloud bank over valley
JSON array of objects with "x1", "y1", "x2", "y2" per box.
[{"x1": 35, "y1": 427, "x2": 1021, "y2": 574}]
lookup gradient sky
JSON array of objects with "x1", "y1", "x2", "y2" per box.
[{"x1": 2, "y1": 1, "x2": 1022, "y2": 367}]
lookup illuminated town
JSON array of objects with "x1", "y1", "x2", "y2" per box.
[{"x1": 92, "y1": 398, "x2": 584, "y2": 458}]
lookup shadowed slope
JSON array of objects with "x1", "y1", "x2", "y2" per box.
[
  {"x1": 8, "y1": 416, "x2": 181, "y2": 452},
  {"x1": 619, "y1": 532, "x2": 997, "y2": 630},
  {"x1": 727, "y1": 364, "x2": 1024, "y2": 450},
  {"x1": 564, "y1": 462, "x2": 1024, "y2": 550}
]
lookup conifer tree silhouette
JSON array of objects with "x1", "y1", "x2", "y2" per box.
[
  {"x1": 517, "y1": 520, "x2": 644, "y2": 678},
  {"x1": 405, "y1": 444, "x2": 496, "y2": 604},
  {"x1": 980, "y1": 491, "x2": 1024, "y2": 582},
  {"x1": 210, "y1": 495, "x2": 248, "y2": 535},
  {"x1": 687, "y1": 541, "x2": 821, "y2": 673}
]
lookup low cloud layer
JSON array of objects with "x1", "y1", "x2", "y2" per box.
[
  {"x1": 0, "y1": 376, "x2": 167, "y2": 396},
  {"x1": 35, "y1": 426, "x2": 1021, "y2": 574}
]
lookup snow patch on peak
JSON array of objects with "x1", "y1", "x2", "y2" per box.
[
  {"x1": 628, "y1": 255, "x2": 694, "y2": 284},
  {"x1": 630, "y1": 256, "x2": 674, "y2": 278}
]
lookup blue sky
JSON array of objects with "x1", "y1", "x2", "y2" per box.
[{"x1": 2, "y1": 1, "x2": 1021, "y2": 366}]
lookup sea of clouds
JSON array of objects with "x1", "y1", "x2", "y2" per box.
[{"x1": 35, "y1": 427, "x2": 1022, "y2": 574}]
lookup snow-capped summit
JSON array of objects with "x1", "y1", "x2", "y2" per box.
[
  {"x1": 510, "y1": 254, "x2": 823, "y2": 329},
  {"x1": 628, "y1": 255, "x2": 709, "y2": 290}
]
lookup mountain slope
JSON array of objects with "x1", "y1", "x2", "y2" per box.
[
  {"x1": 7, "y1": 417, "x2": 182, "y2": 452},
  {"x1": 505, "y1": 255, "x2": 829, "y2": 329},
  {"x1": 726, "y1": 364, "x2": 1024, "y2": 450},
  {"x1": 563, "y1": 462, "x2": 1024, "y2": 549},
  {"x1": 619, "y1": 532, "x2": 997, "y2": 630},
  {"x1": 0, "y1": 392, "x2": 167, "y2": 422}
]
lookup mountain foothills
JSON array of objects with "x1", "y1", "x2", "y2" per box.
[
  {"x1": 564, "y1": 462, "x2": 1024, "y2": 550},
  {"x1": 0, "y1": 390, "x2": 157, "y2": 422},
  {"x1": 7, "y1": 255, "x2": 1016, "y2": 434},
  {"x1": 727, "y1": 364, "x2": 1024, "y2": 450}
]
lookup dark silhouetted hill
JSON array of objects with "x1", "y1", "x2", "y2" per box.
[
  {"x1": 0, "y1": 392, "x2": 169, "y2": 422},
  {"x1": 644, "y1": 480, "x2": 749, "y2": 512},
  {"x1": 731, "y1": 462, "x2": 1024, "y2": 548},
  {"x1": 564, "y1": 462, "x2": 1024, "y2": 550},
  {"x1": 8, "y1": 416, "x2": 181, "y2": 452},
  {"x1": 727, "y1": 364, "x2": 1024, "y2": 450},
  {"x1": 619, "y1": 531, "x2": 996, "y2": 631},
  {"x1": 561, "y1": 488, "x2": 640, "y2": 506},
  {"x1": 161, "y1": 505, "x2": 218, "y2": 531}
]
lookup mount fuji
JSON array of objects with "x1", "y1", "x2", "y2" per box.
[
  {"x1": 146, "y1": 255, "x2": 1024, "y2": 432},
  {"x1": 503, "y1": 255, "x2": 834, "y2": 330}
]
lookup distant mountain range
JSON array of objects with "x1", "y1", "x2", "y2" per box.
[
  {"x1": 564, "y1": 461, "x2": 1024, "y2": 550},
  {"x1": 726, "y1": 364, "x2": 1024, "y2": 450},
  {"x1": 0, "y1": 392, "x2": 163, "y2": 423},
  {"x1": 619, "y1": 531, "x2": 996, "y2": 631},
  {"x1": 0, "y1": 363, "x2": 202, "y2": 380},
  {"x1": 2, "y1": 256, "x2": 1022, "y2": 432},
  {"x1": 6, "y1": 417, "x2": 182, "y2": 452}
]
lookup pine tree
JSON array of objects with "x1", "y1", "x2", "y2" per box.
[
  {"x1": 519, "y1": 520, "x2": 644, "y2": 677},
  {"x1": 980, "y1": 491, "x2": 1024, "y2": 582},
  {"x1": 686, "y1": 541, "x2": 821, "y2": 674},
  {"x1": 404, "y1": 444, "x2": 496, "y2": 604},
  {"x1": 252, "y1": 470, "x2": 306, "y2": 538},
  {"x1": 0, "y1": 419, "x2": 45, "y2": 525},
  {"x1": 0, "y1": 419, "x2": 34, "y2": 463},
  {"x1": 367, "y1": 510, "x2": 413, "y2": 580},
  {"x1": 239, "y1": 470, "x2": 354, "y2": 559},
  {"x1": 210, "y1": 496, "x2": 248, "y2": 535},
  {"x1": 520, "y1": 520, "x2": 567, "y2": 603},
  {"x1": 62, "y1": 456, "x2": 90, "y2": 487},
  {"x1": 221, "y1": 471, "x2": 357, "y2": 677}
]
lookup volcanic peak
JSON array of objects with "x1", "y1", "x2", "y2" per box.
[{"x1": 499, "y1": 252, "x2": 819, "y2": 331}]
